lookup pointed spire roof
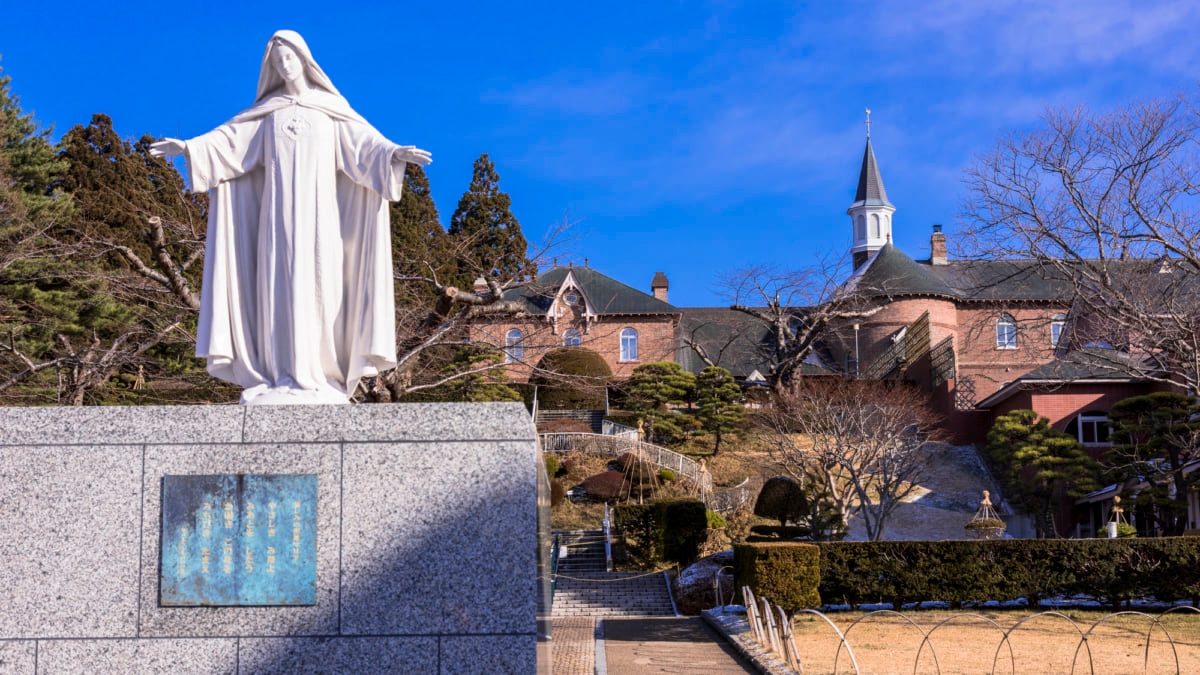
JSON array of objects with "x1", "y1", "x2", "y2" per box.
[{"x1": 853, "y1": 139, "x2": 892, "y2": 207}]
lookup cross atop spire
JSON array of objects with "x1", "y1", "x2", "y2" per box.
[{"x1": 865, "y1": 107, "x2": 872, "y2": 140}]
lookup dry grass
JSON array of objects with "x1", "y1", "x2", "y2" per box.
[{"x1": 786, "y1": 608, "x2": 1200, "y2": 675}]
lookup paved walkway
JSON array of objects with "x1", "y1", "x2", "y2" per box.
[
  {"x1": 601, "y1": 617, "x2": 757, "y2": 674},
  {"x1": 551, "y1": 615, "x2": 757, "y2": 674},
  {"x1": 550, "y1": 528, "x2": 758, "y2": 673}
]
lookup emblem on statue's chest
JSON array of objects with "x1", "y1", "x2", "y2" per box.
[{"x1": 281, "y1": 113, "x2": 311, "y2": 139}]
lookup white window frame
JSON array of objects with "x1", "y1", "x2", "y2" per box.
[
  {"x1": 619, "y1": 327, "x2": 638, "y2": 362},
  {"x1": 505, "y1": 328, "x2": 524, "y2": 363},
  {"x1": 562, "y1": 328, "x2": 581, "y2": 347},
  {"x1": 1051, "y1": 314, "x2": 1066, "y2": 348},
  {"x1": 1078, "y1": 412, "x2": 1111, "y2": 447},
  {"x1": 996, "y1": 314, "x2": 1018, "y2": 349}
]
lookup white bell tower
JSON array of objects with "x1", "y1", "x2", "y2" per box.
[{"x1": 848, "y1": 109, "x2": 896, "y2": 269}]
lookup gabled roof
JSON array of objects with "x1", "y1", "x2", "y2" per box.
[
  {"x1": 975, "y1": 348, "x2": 1158, "y2": 409},
  {"x1": 852, "y1": 139, "x2": 892, "y2": 207},
  {"x1": 503, "y1": 266, "x2": 678, "y2": 315}
]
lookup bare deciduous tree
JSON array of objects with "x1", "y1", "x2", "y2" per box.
[
  {"x1": 758, "y1": 378, "x2": 943, "y2": 541},
  {"x1": 961, "y1": 96, "x2": 1200, "y2": 389},
  {"x1": 717, "y1": 260, "x2": 878, "y2": 387}
]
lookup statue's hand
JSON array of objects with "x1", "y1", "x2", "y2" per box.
[
  {"x1": 393, "y1": 145, "x2": 432, "y2": 166},
  {"x1": 150, "y1": 139, "x2": 186, "y2": 158}
]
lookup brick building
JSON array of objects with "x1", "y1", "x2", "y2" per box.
[{"x1": 469, "y1": 265, "x2": 681, "y2": 381}]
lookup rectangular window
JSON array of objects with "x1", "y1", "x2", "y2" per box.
[{"x1": 1079, "y1": 414, "x2": 1110, "y2": 446}]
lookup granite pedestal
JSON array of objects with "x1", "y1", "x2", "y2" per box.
[{"x1": 0, "y1": 403, "x2": 541, "y2": 674}]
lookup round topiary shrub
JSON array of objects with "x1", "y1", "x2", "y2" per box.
[{"x1": 531, "y1": 347, "x2": 612, "y2": 410}]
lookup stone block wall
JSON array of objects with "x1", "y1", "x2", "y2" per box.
[{"x1": 0, "y1": 403, "x2": 541, "y2": 674}]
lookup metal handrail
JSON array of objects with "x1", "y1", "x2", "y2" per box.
[
  {"x1": 603, "y1": 503, "x2": 613, "y2": 572},
  {"x1": 537, "y1": 432, "x2": 761, "y2": 513}
]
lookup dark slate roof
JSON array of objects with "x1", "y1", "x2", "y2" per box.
[
  {"x1": 846, "y1": 243, "x2": 1083, "y2": 302},
  {"x1": 845, "y1": 243, "x2": 954, "y2": 298},
  {"x1": 678, "y1": 307, "x2": 834, "y2": 380},
  {"x1": 853, "y1": 139, "x2": 892, "y2": 207},
  {"x1": 678, "y1": 308, "x2": 773, "y2": 378},
  {"x1": 976, "y1": 348, "x2": 1157, "y2": 409},
  {"x1": 927, "y1": 259, "x2": 1073, "y2": 301},
  {"x1": 503, "y1": 266, "x2": 678, "y2": 315}
]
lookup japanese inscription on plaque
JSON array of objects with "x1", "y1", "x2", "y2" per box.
[{"x1": 160, "y1": 474, "x2": 317, "y2": 606}]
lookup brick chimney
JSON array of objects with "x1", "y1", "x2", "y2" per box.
[
  {"x1": 930, "y1": 224, "x2": 947, "y2": 265},
  {"x1": 651, "y1": 272, "x2": 669, "y2": 302}
]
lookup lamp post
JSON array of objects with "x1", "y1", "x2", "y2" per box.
[{"x1": 853, "y1": 323, "x2": 861, "y2": 378}]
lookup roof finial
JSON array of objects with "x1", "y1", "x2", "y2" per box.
[{"x1": 865, "y1": 107, "x2": 872, "y2": 140}]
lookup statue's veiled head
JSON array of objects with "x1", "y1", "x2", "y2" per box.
[{"x1": 256, "y1": 30, "x2": 341, "y2": 102}]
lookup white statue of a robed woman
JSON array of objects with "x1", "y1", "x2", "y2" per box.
[{"x1": 152, "y1": 30, "x2": 430, "y2": 405}]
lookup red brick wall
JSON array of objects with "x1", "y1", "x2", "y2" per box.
[{"x1": 470, "y1": 315, "x2": 680, "y2": 382}]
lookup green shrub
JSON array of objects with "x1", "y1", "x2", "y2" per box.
[
  {"x1": 614, "y1": 498, "x2": 707, "y2": 567},
  {"x1": 544, "y1": 454, "x2": 560, "y2": 478},
  {"x1": 531, "y1": 347, "x2": 612, "y2": 410},
  {"x1": 754, "y1": 476, "x2": 808, "y2": 526},
  {"x1": 660, "y1": 499, "x2": 708, "y2": 566},
  {"x1": 734, "y1": 542, "x2": 821, "y2": 611},
  {"x1": 747, "y1": 524, "x2": 812, "y2": 541},
  {"x1": 816, "y1": 538, "x2": 1200, "y2": 610},
  {"x1": 658, "y1": 468, "x2": 677, "y2": 482},
  {"x1": 706, "y1": 509, "x2": 727, "y2": 529}
]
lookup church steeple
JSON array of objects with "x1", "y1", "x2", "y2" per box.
[{"x1": 848, "y1": 109, "x2": 896, "y2": 269}]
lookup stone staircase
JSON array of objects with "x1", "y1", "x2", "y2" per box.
[
  {"x1": 536, "y1": 409, "x2": 605, "y2": 433},
  {"x1": 552, "y1": 529, "x2": 676, "y2": 618}
]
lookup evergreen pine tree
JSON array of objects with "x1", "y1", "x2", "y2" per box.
[
  {"x1": 695, "y1": 366, "x2": 744, "y2": 455},
  {"x1": 0, "y1": 59, "x2": 71, "y2": 223},
  {"x1": 986, "y1": 409, "x2": 1102, "y2": 538},
  {"x1": 390, "y1": 162, "x2": 448, "y2": 283},
  {"x1": 626, "y1": 361, "x2": 696, "y2": 444},
  {"x1": 447, "y1": 153, "x2": 534, "y2": 289}
]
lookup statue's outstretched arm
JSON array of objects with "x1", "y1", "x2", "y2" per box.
[
  {"x1": 392, "y1": 145, "x2": 431, "y2": 166},
  {"x1": 150, "y1": 138, "x2": 186, "y2": 158}
]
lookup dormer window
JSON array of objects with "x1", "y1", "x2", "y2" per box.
[{"x1": 564, "y1": 291, "x2": 580, "y2": 305}]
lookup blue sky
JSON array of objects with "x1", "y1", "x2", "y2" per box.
[{"x1": 1, "y1": 1, "x2": 1197, "y2": 306}]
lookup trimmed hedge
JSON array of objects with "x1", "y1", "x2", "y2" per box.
[
  {"x1": 818, "y1": 538, "x2": 1200, "y2": 610},
  {"x1": 614, "y1": 499, "x2": 707, "y2": 567},
  {"x1": 734, "y1": 542, "x2": 822, "y2": 611}
]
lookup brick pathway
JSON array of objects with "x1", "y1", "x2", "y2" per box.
[{"x1": 551, "y1": 617, "x2": 595, "y2": 675}]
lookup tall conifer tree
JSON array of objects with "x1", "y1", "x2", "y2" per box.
[{"x1": 447, "y1": 153, "x2": 533, "y2": 289}]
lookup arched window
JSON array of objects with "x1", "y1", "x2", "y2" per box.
[
  {"x1": 505, "y1": 328, "x2": 524, "y2": 363},
  {"x1": 996, "y1": 314, "x2": 1017, "y2": 349},
  {"x1": 1051, "y1": 313, "x2": 1067, "y2": 347},
  {"x1": 620, "y1": 327, "x2": 638, "y2": 362},
  {"x1": 855, "y1": 215, "x2": 866, "y2": 240},
  {"x1": 563, "y1": 328, "x2": 581, "y2": 346},
  {"x1": 870, "y1": 214, "x2": 881, "y2": 238}
]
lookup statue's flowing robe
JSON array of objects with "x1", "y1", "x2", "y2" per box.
[{"x1": 185, "y1": 91, "x2": 404, "y2": 403}]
